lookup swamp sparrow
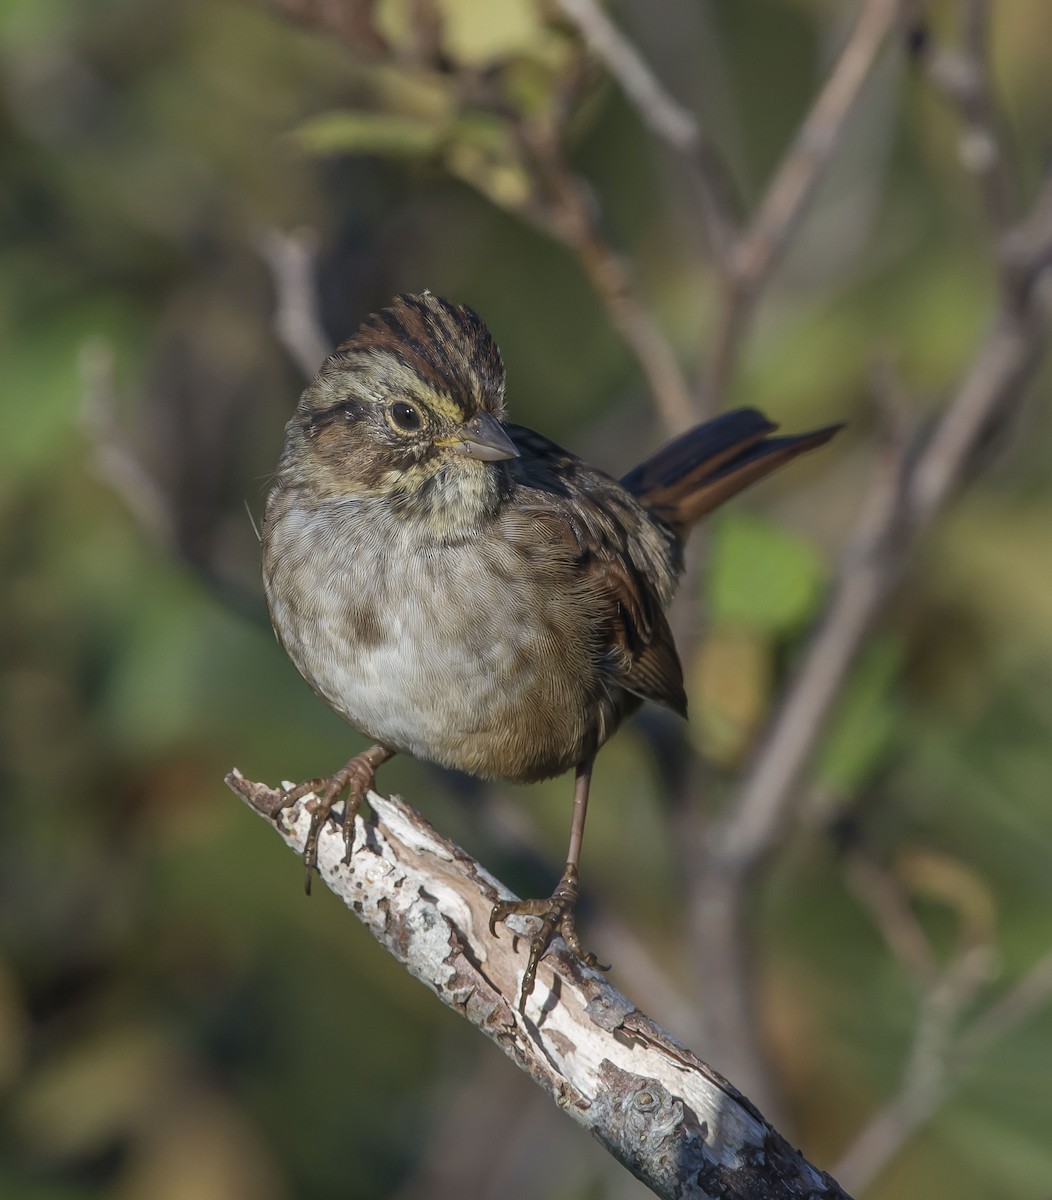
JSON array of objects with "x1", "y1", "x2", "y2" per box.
[{"x1": 261, "y1": 292, "x2": 839, "y2": 1010}]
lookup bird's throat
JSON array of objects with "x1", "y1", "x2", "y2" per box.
[{"x1": 386, "y1": 458, "x2": 509, "y2": 545}]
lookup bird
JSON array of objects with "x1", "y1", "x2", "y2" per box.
[{"x1": 260, "y1": 291, "x2": 840, "y2": 1011}]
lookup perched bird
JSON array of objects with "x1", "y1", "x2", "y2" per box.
[{"x1": 262, "y1": 291, "x2": 839, "y2": 1011}]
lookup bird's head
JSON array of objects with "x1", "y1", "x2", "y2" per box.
[{"x1": 279, "y1": 293, "x2": 519, "y2": 533}]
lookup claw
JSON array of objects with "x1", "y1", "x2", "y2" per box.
[
  {"x1": 489, "y1": 865, "x2": 609, "y2": 1013},
  {"x1": 267, "y1": 745, "x2": 393, "y2": 893}
]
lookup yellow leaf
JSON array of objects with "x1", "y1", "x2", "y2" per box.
[{"x1": 439, "y1": 0, "x2": 544, "y2": 66}]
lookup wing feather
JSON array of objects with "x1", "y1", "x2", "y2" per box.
[{"x1": 506, "y1": 426, "x2": 686, "y2": 716}]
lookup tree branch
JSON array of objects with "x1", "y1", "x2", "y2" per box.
[
  {"x1": 688, "y1": 218, "x2": 1051, "y2": 1101},
  {"x1": 833, "y1": 945, "x2": 994, "y2": 1195},
  {"x1": 554, "y1": 0, "x2": 739, "y2": 265},
  {"x1": 685, "y1": 2, "x2": 1052, "y2": 1116},
  {"x1": 511, "y1": 117, "x2": 696, "y2": 434},
  {"x1": 78, "y1": 339, "x2": 266, "y2": 623},
  {"x1": 706, "y1": 0, "x2": 902, "y2": 405},
  {"x1": 256, "y1": 227, "x2": 333, "y2": 378},
  {"x1": 834, "y1": 849, "x2": 1052, "y2": 1194},
  {"x1": 78, "y1": 340, "x2": 175, "y2": 545},
  {"x1": 225, "y1": 770, "x2": 853, "y2": 1200},
  {"x1": 921, "y1": 0, "x2": 1014, "y2": 239},
  {"x1": 774, "y1": 214, "x2": 1046, "y2": 860}
]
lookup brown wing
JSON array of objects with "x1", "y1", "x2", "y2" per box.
[
  {"x1": 506, "y1": 426, "x2": 687, "y2": 717},
  {"x1": 599, "y1": 552, "x2": 687, "y2": 715}
]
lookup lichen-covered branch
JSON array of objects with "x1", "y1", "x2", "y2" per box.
[{"x1": 225, "y1": 770, "x2": 852, "y2": 1200}]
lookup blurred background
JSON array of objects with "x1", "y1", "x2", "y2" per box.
[{"x1": 3, "y1": 0, "x2": 1052, "y2": 1197}]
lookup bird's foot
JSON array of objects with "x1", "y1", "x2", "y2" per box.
[
  {"x1": 275, "y1": 747, "x2": 389, "y2": 894},
  {"x1": 489, "y1": 864, "x2": 610, "y2": 1013}
]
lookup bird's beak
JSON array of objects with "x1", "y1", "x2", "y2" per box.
[{"x1": 439, "y1": 412, "x2": 520, "y2": 462}]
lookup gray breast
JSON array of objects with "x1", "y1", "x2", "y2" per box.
[{"x1": 262, "y1": 495, "x2": 611, "y2": 782}]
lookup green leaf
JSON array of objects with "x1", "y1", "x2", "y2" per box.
[
  {"x1": 443, "y1": 112, "x2": 533, "y2": 211},
  {"x1": 292, "y1": 110, "x2": 446, "y2": 158},
  {"x1": 707, "y1": 512, "x2": 826, "y2": 636}
]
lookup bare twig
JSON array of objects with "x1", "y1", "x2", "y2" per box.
[
  {"x1": 833, "y1": 944, "x2": 995, "y2": 1195},
  {"x1": 452, "y1": 56, "x2": 697, "y2": 435},
  {"x1": 706, "y1": 0, "x2": 902, "y2": 405},
  {"x1": 264, "y1": 0, "x2": 387, "y2": 55},
  {"x1": 684, "y1": 434, "x2": 910, "y2": 1112},
  {"x1": 554, "y1": 0, "x2": 739, "y2": 263},
  {"x1": 830, "y1": 844, "x2": 1052, "y2": 1193},
  {"x1": 521, "y1": 123, "x2": 697, "y2": 433},
  {"x1": 78, "y1": 339, "x2": 267, "y2": 623},
  {"x1": 256, "y1": 227, "x2": 333, "y2": 378},
  {"x1": 689, "y1": 54, "x2": 1052, "y2": 1117},
  {"x1": 921, "y1": 0, "x2": 1014, "y2": 238},
  {"x1": 955, "y1": 946, "x2": 1052, "y2": 1063},
  {"x1": 78, "y1": 340, "x2": 174, "y2": 543},
  {"x1": 225, "y1": 769, "x2": 853, "y2": 1200},
  {"x1": 1000, "y1": 175, "x2": 1052, "y2": 304},
  {"x1": 707, "y1": 268, "x2": 1049, "y2": 870},
  {"x1": 690, "y1": 0, "x2": 1043, "y2": 913},
  {"x1": 834, "y1": 876, "x2": 1052, "y2": 1196},
  {"x1": 844, "y1": 850, "x2": 939, "y2": 989},
  {"x1": 554, "y1": 0, "x2": 694, "y2": 155}
]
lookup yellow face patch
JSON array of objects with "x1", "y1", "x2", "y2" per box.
[{"x1": 425, "y1": 391, "x2": 467, "y2": 425}]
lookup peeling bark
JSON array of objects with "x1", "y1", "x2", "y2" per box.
[{"x1": 226, "y1": 771, "x2": 851, "y2": 1200}]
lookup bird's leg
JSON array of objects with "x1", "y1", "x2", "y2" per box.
[
  {"x1": 270, "y1": 744, "x2": 394, "y2": 894},
  {"x1": 489, "y1": 759, "x2": 609, "y2": 1012}
]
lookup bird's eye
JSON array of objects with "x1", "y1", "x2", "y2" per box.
[{"x1": 390, "y1": 401, "x2": 422, "y2": 431}]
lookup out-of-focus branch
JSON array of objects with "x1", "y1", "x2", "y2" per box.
[
  {"x1": 260, "y1": 1, "x2": 698, "y2": 435},
  {"x1": 264, "y1": 0, "x2": 388, "y2": 55},
  {"x1": 956, "y1": 946, "x2": 1052, "y2": 1063},
  {"x1": 706, "y1": 0, "x2": 902, "y2": 405},
  {"x1": 704, "y1": 226, "x2": 1050, "y2": 881},
  {"x1": 833, "y1": 944, "x2": 993, "y2": 1195},
  {"x1": 834, "y1": 851, "x2": 1052, "y2": 1194},
  {"x1": 78, "y1": 341, "x2": 175, "y2": 544},
  {"x1": 688, "y1": 2, "x2": 1052, "y2": 1120},
  {"x1": 520, "y1": 123, "x2": 696, "y2": 434},
  {"x1": 78, "y1": 340, "x2": 265, "y2": 623},
  {"x1": 843, "y1": 850, "x2": 939, "y2": 988},
  {"x1": 920, "y1": 0, "x2": 1014, "y2": 238},
  {"x1": 554, "y1": 0, "x2": 739, "y2": 265},
  {"x1": 225, "y1": 769, "x2": 854, "y2": 1200},
  {"x1": 256, "y1": 227, "x2": 333, "y2": 378}
]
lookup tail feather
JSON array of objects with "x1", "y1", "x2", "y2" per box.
[{"x1": 621, "y1": 408, "x2": 842, "y2": 539}]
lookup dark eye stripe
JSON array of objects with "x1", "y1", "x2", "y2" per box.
[{"x1": 304, "y1": 399, "x2": 361, "y2": 430}]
